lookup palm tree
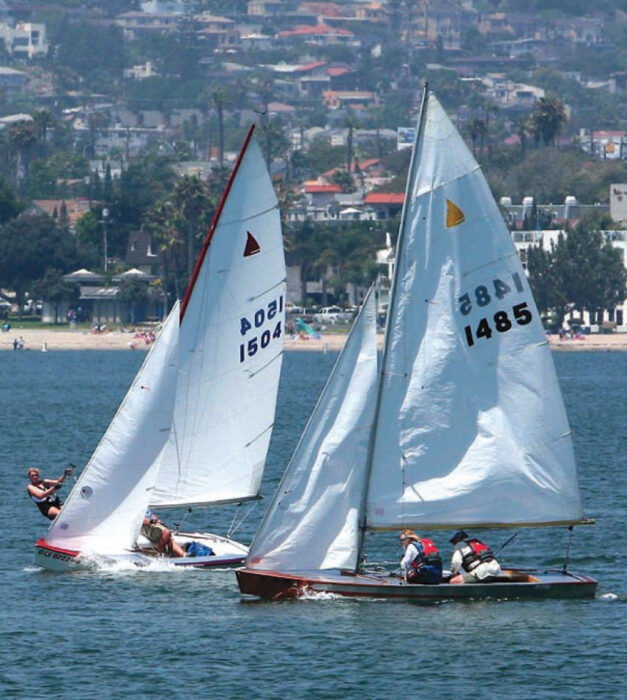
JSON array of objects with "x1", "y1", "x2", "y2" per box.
[
  {"x1": 529, "y1": 97, "x2": 567, "y2": 147},
  {"x1": 143, "y1": 199, "x2": 185, "y2": 306},
  {"x1": 8, "y1": 120, "x2": 37, "y2": 189},
  {"x1": 32, "y1": 109, "x2": 56, "y2": 158},
  {"x1": 172, "y1": 175, "x2": 211, "y2": 279}
]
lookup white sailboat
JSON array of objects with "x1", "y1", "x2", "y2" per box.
[
  {"x1": 35, "y1": 125, "x2": 286, "y2": 571},
  {"x1": 237, "y1": 89, "x2": 597, "y2": 600}
]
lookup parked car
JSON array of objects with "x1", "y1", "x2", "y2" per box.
[{"x1": 314, "y1": 306, "x2": 353, "y2": 324}]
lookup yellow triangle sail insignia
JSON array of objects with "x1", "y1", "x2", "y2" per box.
[{"x1": 446, "y1": 199, "x2": 465, "y2": 228}]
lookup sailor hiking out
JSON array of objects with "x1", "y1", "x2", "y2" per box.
[
  {"x1": 449, "y1": 530, "x2": 502, "y2": 584},
  {"x1": 26, "y1": 466, "x2": 73, "y2": 520},
  {"x1": 399, "y1": 529, "x2": 443, "y2": 584}
]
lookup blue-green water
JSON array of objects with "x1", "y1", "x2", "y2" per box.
[{"x1": 1, "y1": 350, "x2": 624, "y2": 699}]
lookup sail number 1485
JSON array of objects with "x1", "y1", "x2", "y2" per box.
[{"x1": 239, "y1": 294, "x2": 283, "y2": 362}]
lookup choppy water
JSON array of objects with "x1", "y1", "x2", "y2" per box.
[{"x1": 1, "y1": 349, "x2": 624, "y2": 698}]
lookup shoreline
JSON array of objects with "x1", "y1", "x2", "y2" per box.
[
  {"x1": 0, "y1": 328, "x2": 627, "y2": 352},
  {"x1": 2, "y1": 327, "x2": 627, "y2": 352}
]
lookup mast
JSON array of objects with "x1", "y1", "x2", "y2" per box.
[
  {"x1": 355, "y1": 85, "x2": 431, "y2": 568},
  {"x1": 179, "y1": 124, "x2": 256, "y2": 321}
]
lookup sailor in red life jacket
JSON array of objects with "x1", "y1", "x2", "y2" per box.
[
  {"x1": 399, "y1": 529, "x2": 443, "y2": 584},
  {"x1": 449, "y1": 530, "x2": 502, "y2": 584}
]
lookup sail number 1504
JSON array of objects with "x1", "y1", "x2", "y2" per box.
[{"x1": 239, "y1": 294, "x2": 283, "y2": 362}]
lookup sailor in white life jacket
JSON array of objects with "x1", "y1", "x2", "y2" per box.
[{"x1": 449, "y1": 530, "x2": 502, "y2": 584}]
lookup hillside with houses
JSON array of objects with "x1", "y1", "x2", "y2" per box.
[{"x1": 0, "y1": 0, "x2": 625, "y2": 331}]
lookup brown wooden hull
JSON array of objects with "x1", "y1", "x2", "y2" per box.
[{"x1": 236, "y1": 567, "x2": 598, "y2": 601}]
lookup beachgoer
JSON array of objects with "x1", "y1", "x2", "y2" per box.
[
  {"x1": 141, "y1": 510, "x2": 186, "y2": 558},
  {"x1": 13, "y1": 338, "x2": 18, "y2": 350},
  {"x1": 399, "y1": 529, "x2": 442, "y2": 584},
  {"x1": 449, "y1": 530, "x2": 502, "y2": 584},
  {"x1": 26, "y1": 466, "x2": 73, "y2": 520}
]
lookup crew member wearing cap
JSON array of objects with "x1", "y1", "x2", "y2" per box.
[
  {"x1": 399, "y1": 529, "x2": 442, "y2": 584},
  {"x1": 449, "y1": 530, "x2": 502, "y2": 584}
]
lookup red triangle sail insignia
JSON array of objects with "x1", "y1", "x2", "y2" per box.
[{"x1": 244, "y1": 231, "x2": 261, "y2": 257}]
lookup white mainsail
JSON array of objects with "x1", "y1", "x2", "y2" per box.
[
  {"x1": 45, "y1": 304, "x2": 179, "y2": 554},
  {"x1": 150, "y1": 129, "x2": 286, "y2": 508},
  {"x1": 366, "y1": 92, "x2": 582, "y2": 530},
  {"x1": 247, "y1": 290, "x2": 378, "y2": 572}
]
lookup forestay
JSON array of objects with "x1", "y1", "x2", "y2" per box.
[
  {"x1": 150, "y1": 130, "x2": 286, "y2": 508},
  {"x1": 45, "y1": 304, "x2": 179, "y2": 554},
  {"x1": 366, "y1": 93, "x2": 582, "y2": 530},
  {"x1": 247, "y1": 290, "x2": 378, "y2": 572}
]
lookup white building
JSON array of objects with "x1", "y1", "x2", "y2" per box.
[{"x1": 0, "y1": 22, "x2": 48, "y2": 59}]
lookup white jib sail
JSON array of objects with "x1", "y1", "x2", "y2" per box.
[
  {"x1": 150, "y1": 132, "x2": 285, "y2": 508},
  {"x1": 367, "y1": 92, "x2": 582, "y2": 530},
  {"x1": 45, "y1": 304, "x2": 179, "y2": 554},
  {"x1": 247, "y1": 290, "x2": 378, "y2": 572}
]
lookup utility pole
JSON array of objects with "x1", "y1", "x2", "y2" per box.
[{"x1": 101, "y1": 207, "x2": 109, "y2": 272}]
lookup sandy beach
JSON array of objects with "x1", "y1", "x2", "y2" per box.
[{"x1": 2, "y1": 326, "x2": 627, "y2": 352}]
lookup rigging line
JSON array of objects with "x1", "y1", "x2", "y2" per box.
[
  {"x1": 248, "y1": 277, "x2": 287, "y2": 303},
  {"x1": 227, "y1": 499, "x2": 260, "y2": 538},
  {"x1": 246, "y1": 351, "x2": 283, "y2": 379}
]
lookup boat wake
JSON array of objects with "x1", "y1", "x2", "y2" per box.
[
  {"x1": 298, "y1": 589, "x2": 343, "y2": 601},
  {"x1": 598, "y1": 592, "x2": 619, "y2": 601}
]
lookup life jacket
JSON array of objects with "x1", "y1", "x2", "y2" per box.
[
  {"x1": 28, "y1": 480, "x2": 61, "y2": 516},
  {"x1": 411, "y1": 538, "x2": 442, "y2": 570},
  {"x1": 461, "y1": 538, "x2": 495, "y2": 572}
]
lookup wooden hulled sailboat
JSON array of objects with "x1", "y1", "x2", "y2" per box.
[
  {"x1": 35, "y1": 126, "x2": 286, "y2": 571},
  {"x1": 237, "y1": 90, "x2": 597, "y2": 600}
]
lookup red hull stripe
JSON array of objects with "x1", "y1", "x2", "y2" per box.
[{"x1": 35, "y1": 539, "x2": 80, "y2": 557}]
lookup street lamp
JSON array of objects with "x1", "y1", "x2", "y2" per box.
[{"x1": 101, "y1": 207, "x2": 109, "y2": 272}]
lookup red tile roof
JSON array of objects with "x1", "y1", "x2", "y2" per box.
[
  {"x1": 326, "y1": 66, "x2": 350, "y2": 77},
  {"x1": 279, "y1": 24, "x2": 353, "y2": 38},
  {"x1": 296, "y1": 60, "x2": 327, "y2": 72},
  {"x1": 305, "y1": 184, "x2": 343, "y2": 193},
  {"x1": 364, "y1": 192, "x2": 404, "y2": 204}
]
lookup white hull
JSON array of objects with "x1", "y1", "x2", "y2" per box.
[{"x1": 35, "y1": 531, "x2": 248, "y2": 573}]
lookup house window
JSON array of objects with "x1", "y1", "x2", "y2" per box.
[
  {"x1": 130, "y1": 241, "x2": 136, "y2": 251},
  {"x1": 617, "y1": 309, "x2": 623, "y2": 325}
]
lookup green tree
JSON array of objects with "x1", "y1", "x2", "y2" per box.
[
  {"x1": 143, "y1": 200, "x2": 186, "y2": 306},
  {"x1": 528, "y1": 97, "x2": 567, "y2": 147},
  {"x1": 0, "y1": 175, "x2": 21, "y2": 223},
  {"x1": 0, "y1": 214, "x2": 77, "y2": 317},
  {"x1": 551, "y1": 221, "x2": 626, "y2": 322},
  {"x1": 172, "y1": 175, "x2": 212, "y2": 278}
]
